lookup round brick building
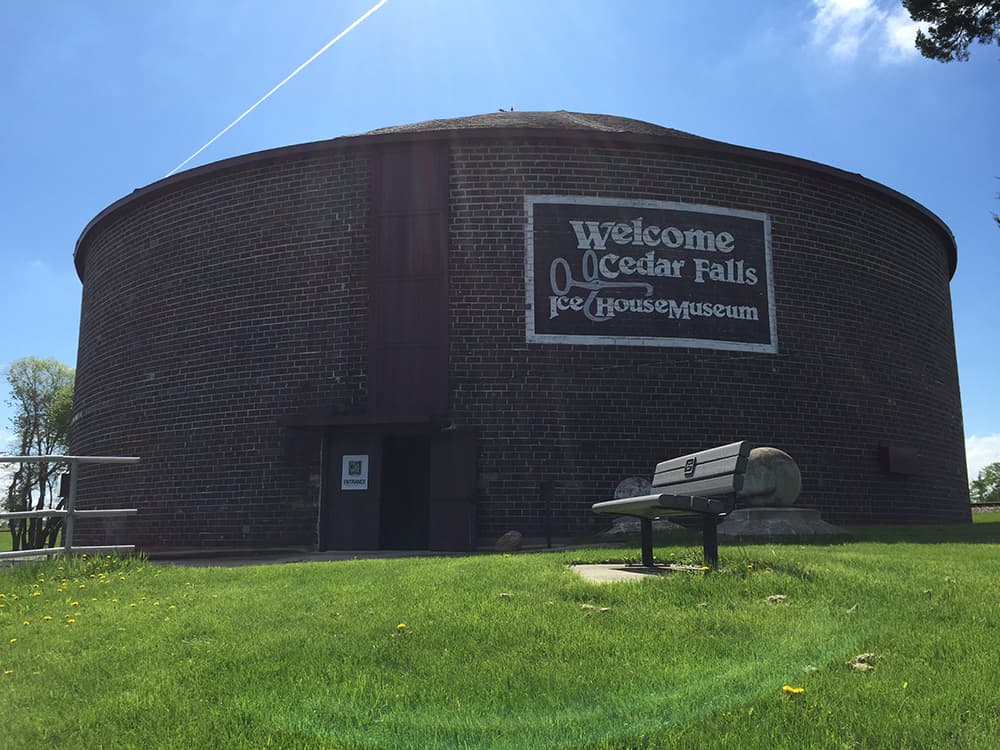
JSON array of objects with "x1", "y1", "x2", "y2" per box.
[{"x1": 71, "y1": 111, "x2": 970, "y2": 551}]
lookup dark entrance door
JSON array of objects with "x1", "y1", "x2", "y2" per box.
[
  {"x1": 319, "y1": 433, "x2": 381, "y2": 551},
  {"x1": 428, "y1": 430, "x2": 478, "y2": 551},
  {"x1": 378, "y1": 435, "x2": 430, "y2": 549},
  {"x1": 319, "y1": 426, "x2": 478, "y2": 551}
]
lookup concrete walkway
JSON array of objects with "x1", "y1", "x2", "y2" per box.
[
  {"x1": 144, "y1": 541, "x2": 606, "y2": 568},
  {"x1": 570, "y1": 563, "x2": 707, "y2": 583},
  {"x1": 150, "y1": 552, "x2": 708, "y2": 582},
  {"x1": 147, "y1": 548, "x2": 456, "y2": 568}
]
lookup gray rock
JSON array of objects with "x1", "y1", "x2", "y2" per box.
[
  {"x1": 740, "y1": 447, "x2": 802, "y2": 507},
  {"x1": 495, "y1": 530, "x2": 523, "y2": 552},
  {"x1": 598, "y1": 477, "x2": 683, "y2": 536},
  {"x1": 614, "y1": 476, "x2": 653, "y2": 499}
]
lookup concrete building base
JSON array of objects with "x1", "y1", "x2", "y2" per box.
[{"x1": 716, "y1": 507, "x2": 847, "y2": 541}]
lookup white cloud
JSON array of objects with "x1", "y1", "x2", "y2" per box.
[
  {"x1": 882, "y1": 6, "x2": 928, "y2": 62},
  {"x1": 966, "y1": 434, "x2": 1000, "y2": 480},
  {"x1": 811, "y1": 0, "x2": 926, "y2": 63}
]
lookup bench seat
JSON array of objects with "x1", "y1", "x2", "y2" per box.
[{"x1": 591, "y1": 493, "x2": 734, "y2": 519}]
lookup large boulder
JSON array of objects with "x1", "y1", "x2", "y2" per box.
[
  {"x1": 597, "y1": 477, "x2": 682, "y2": 536},
  {"x1": 739, "y1": 447, "x2": 802, "y2": 507},
  {"x1": 614, "y1": 476, "x2": 652, "y2": 499}
]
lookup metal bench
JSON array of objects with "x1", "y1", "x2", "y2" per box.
[{"x1": 592, "y1": 441, "x2": 751, "y2": 568}]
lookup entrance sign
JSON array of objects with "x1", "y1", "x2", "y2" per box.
[
  {"x1": 525, "y1": 196, "x2": 777, "y2": 352},
  {"x1": 341, "y1": 455, "x2": 369, "y2": 490}
]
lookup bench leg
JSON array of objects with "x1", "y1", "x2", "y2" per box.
[
  {"x1": 640, "y1": 518, "x2": 654, "y2": 567},
  {"x1": 702, "y1": 515, "x2": 720, "y2": 568}
]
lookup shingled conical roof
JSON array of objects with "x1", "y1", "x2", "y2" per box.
[{"x1": 363, "y1": 110, "x2": 708, "y2": 141}]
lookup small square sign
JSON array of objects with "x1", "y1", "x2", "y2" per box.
[{"x1": 341, "y1": 454, "x2": 369, "y2": 490}]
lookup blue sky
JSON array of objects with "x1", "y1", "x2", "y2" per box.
[{"x1": 2, "y1": 0, "x2": 998, "y2": 477}]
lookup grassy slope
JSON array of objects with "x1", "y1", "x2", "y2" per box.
[{"x1": 1, "y1": 520, "x2": 999, "y2": 749}]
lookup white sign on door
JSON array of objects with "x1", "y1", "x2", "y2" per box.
[{"x1": 341, "y1": 455, "x2": 369, "y2": 490}]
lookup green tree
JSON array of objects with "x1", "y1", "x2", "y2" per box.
[
  {"x1": 904, "y1": 0, "x2": 1000, "y2": 61},
  {"x1": 970, "y1": 461, "x2": 1000, "y2": 504},
  {"x1": 3, "y1": 356, "x2": 74, "y2": 551}
]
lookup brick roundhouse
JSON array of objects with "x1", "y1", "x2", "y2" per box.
[{"x1": 70, "y1": 111, "x2": 970, "y2": 552}]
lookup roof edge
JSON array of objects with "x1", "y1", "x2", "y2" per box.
[{"x1": 74, "y1": 124, "x2": 958, "y2": 278}]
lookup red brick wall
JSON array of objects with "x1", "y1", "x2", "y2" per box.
[
  {"x1": 73, "y1": 152, "x2": 371, "y2": 548},
  {"x1": 446, "y1": 139, "x2": 967, "y2": 538},
  {"x1": 71, "y1": 128, "x2": 969, "y2": 549}
]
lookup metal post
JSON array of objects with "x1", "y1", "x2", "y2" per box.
[
  {"x1": 640, "y1": 517, "x2": 654, "y2": 567},
  {"x1": 64, "y1": 458, "x2": 79, "y2": 554},
  {"x1": 702, "y1": 514, "x2": 719, "y2": 568},
  {"x1": 541, "y1": 480, "x2": 553, "y2": 549}
]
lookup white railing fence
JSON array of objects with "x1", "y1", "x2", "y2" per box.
[{"x1": 0, "y1": 456, "x2": 139, "y2": 561}]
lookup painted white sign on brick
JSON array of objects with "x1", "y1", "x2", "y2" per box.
[{"x1": 525, "y1": 195, "x2": 778, "y2": 352}]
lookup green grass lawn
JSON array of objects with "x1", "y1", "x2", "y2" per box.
[{"x1": 2, "y1": 519, "x2": 1000, "y2": 749}]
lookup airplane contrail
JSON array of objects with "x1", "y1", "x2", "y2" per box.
[{"x1": 166, "y1": 0, "x2": 390, "y2": 178}]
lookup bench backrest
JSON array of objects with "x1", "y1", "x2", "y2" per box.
[{"x1": 652, "y1": 441, "x2": 752, "y2": 497}]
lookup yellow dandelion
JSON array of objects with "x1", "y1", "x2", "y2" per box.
[
  {"x1": 23, "y1": 621, "x2": 30, "y2": 626},
  {"x1": 153, "y1": 601, "x2": 160, "y2": 607},
  {"x1": 43, "y1": 615, "x2": 53, "y2": 621},
  {"x1": 31, "y1": 591, "x2": 41, "y2": 597},
  {"x1": 129, "y1": 603, "x2": 137, "y2": 608},
  {"x1": 168, "y1": 605, "x2": 176, "y2": 610},
  {"x1": 9, "y1": 638, "x2": 16, "y2": 644},
  {"x1": 397, "y1": 623, "x2": 407, "y2": 630},
  {"x1": 782, "y1": 685, "x2": 805, "y2": 694},
  {"x1": 66, "y1": 618, "x2": 76, "y2": 624},
  {"x1": 70, "y1": 601, "x2": 79, "y2": 607},
  {"x1": 0, "y1": 604, "x2": 5, "y2": 609},
  {"x1": 3, "y1": 669, "x2": 13, "y2": 675},
  {"x1": 0, "y1": 593, "x2": 5, "y2": 599}
]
